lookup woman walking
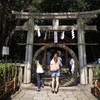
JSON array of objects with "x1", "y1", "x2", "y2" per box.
[{"x1": 35, "y1": 55, "x2": 44, "y2": 92}]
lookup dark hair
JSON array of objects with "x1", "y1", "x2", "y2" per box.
[
  {"x1": 53, "y1": 52, "x2": 58, "y2": 63},
  {"x1": 37, "y1": 55, "x2": 42, "y2": 65}
]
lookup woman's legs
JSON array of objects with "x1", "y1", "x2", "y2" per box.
[
  {"x1": 55, "y1": 76, "x2": 59, "y2": 92},
  {"x1": 51, "y1": 76, "x2": 55, "y2": 91},
  {"x1": 40, "y1": 73, "x2": 44, "y2": 87},
  {"x1": 36, "y1": 73, "x2": 41, "y2": 90}
]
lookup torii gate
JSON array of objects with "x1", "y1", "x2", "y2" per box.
[{"x1": 12, "y1": 9, "x2": 100, "y2": 85}]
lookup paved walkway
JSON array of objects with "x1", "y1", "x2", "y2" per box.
[{"x1": 8, "y1": 84, "x2": 97, "y2": 100}]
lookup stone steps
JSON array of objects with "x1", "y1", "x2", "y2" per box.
[{"x1": 20, "y1": 83, "x2": 81, "y2": 91}]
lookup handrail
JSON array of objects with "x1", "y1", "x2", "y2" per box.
[
  {"x1": 86, "y1": 64, "x2": 100, "y2": 98},
  {"x1": 94, "y1": 80, "x2": 100, "y2": 98},
  {"x1": 0, "y1": 63, "x2": 17, "y2": 99}
]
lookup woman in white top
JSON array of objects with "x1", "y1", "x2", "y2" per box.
[
  {"x1": 35, "y1": 56, "x2": 44, "y2": 91},
  {"x1": 50, "y1": 52, "x2": 61, "y2": 94}
]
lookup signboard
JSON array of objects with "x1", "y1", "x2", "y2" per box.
[{"x1": 2, "y1": 46, "x2": 9, "y2": 55}]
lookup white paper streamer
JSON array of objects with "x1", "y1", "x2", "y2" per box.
[
  {"x1": 37, "y1": 29, "x2": 41, "y2": 37},
  {"x1": 54, "y1": 31, "x2": 58, "y2": 43},
  {"x1": 60, "y1": 31, "x2": 65, "y2": 40},
  {"x1": 71, "y1": 28, "x2": 75, "y2": 39},
  {"x1": 44, "y1": 31, "x2": 47, "y2": 40}
]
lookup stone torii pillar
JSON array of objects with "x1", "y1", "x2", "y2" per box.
[
  {"x1": 53, "y1": 19, "x2": 59, "y2": 43},
  {"x1": 24, "y1": 18, "x2": 34, "y2": 84},
  {"x1": 77, "y1": 16, "x2": 87, "y2": 84}
]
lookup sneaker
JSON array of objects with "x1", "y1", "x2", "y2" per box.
[
  {"x1": 37, "y1": 89, "x2": 40, "y2": 92},
  {"x1": 41, "y1": 85, "x2": 44, "y2": 88}
]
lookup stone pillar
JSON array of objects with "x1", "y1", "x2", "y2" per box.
[
  {"x1": 89, "y1": 67, "x2": 93, "y2": 85},
  {"x1": 77, "y1": 16, "x2": 87, "y2": 84},
  {"x1": 24, "y1": 18, "x2": 34, "y2": 84},
  {"x1": 83, "y1": 30, "x2": 88, "y2": 84},
  {"x1": 53, "y1": 19, "x2": 59, "y2": 43}
]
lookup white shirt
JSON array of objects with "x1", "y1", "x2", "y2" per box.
[
  {"x1": 58, "y1": 57, "x2": 62, "y2": 67},
  {"x1": 50, "y1": 57, "x2": 62, "y2": 67},
  {"x1": 70, "y1": 58, "x2": 74, "y2": 66}
]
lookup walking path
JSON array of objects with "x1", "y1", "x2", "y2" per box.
[{"x1": 8, "y1": 84, "x2": 97, "y2": 100}]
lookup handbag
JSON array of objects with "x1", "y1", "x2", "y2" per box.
[{"x1": 50, "y1": 63, "x2": 59, "y2": 71}]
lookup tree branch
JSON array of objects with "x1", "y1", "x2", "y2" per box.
[
  {"x1": 5, "y1": 20, "x2": 20, "y2": 45},
  {"x1": 21, "y1": 0, "x2": 32, "y2": 12}
]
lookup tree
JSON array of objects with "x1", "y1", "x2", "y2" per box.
[
  {"x1": 0, "y1": 0, "x2": 38, "y2": 59},
  {"x1": 0, "y1": 0, "x2": 100, "y2": 62}
]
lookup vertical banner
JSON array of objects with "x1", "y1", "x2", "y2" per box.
[{"x1": 54, "y1": 31, "x2": 58, "y2": 43}]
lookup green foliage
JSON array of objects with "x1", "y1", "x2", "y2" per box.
[
  {"x1": 39, "y1": 0, "x2": 100, "y2": 12},
  {"x1": 27, "y1": 0, "x2": 41, "y2": 12},
  {"x1": 93, "y1": 65, "x2": 100, "y2": 80},
  {"x1": 0, "y1": 63, "x2": 15, "y2": 73},
  {"x1": 0, "y1": 63, "x2": 16, "y2": 85}
]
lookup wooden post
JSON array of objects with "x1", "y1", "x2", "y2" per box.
[
  {"x1": 13, "y1": 77, "x2": 16, "y2": 91},
  {"x1": 94, "y1": 79, "x2": 100, "y2": 97},
  {"x1": 77, "y1": 16, "x2": 87, "y2": 84},
  {"x1": 24, "y1": 18, "x2": 34, "y2": 84}
]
